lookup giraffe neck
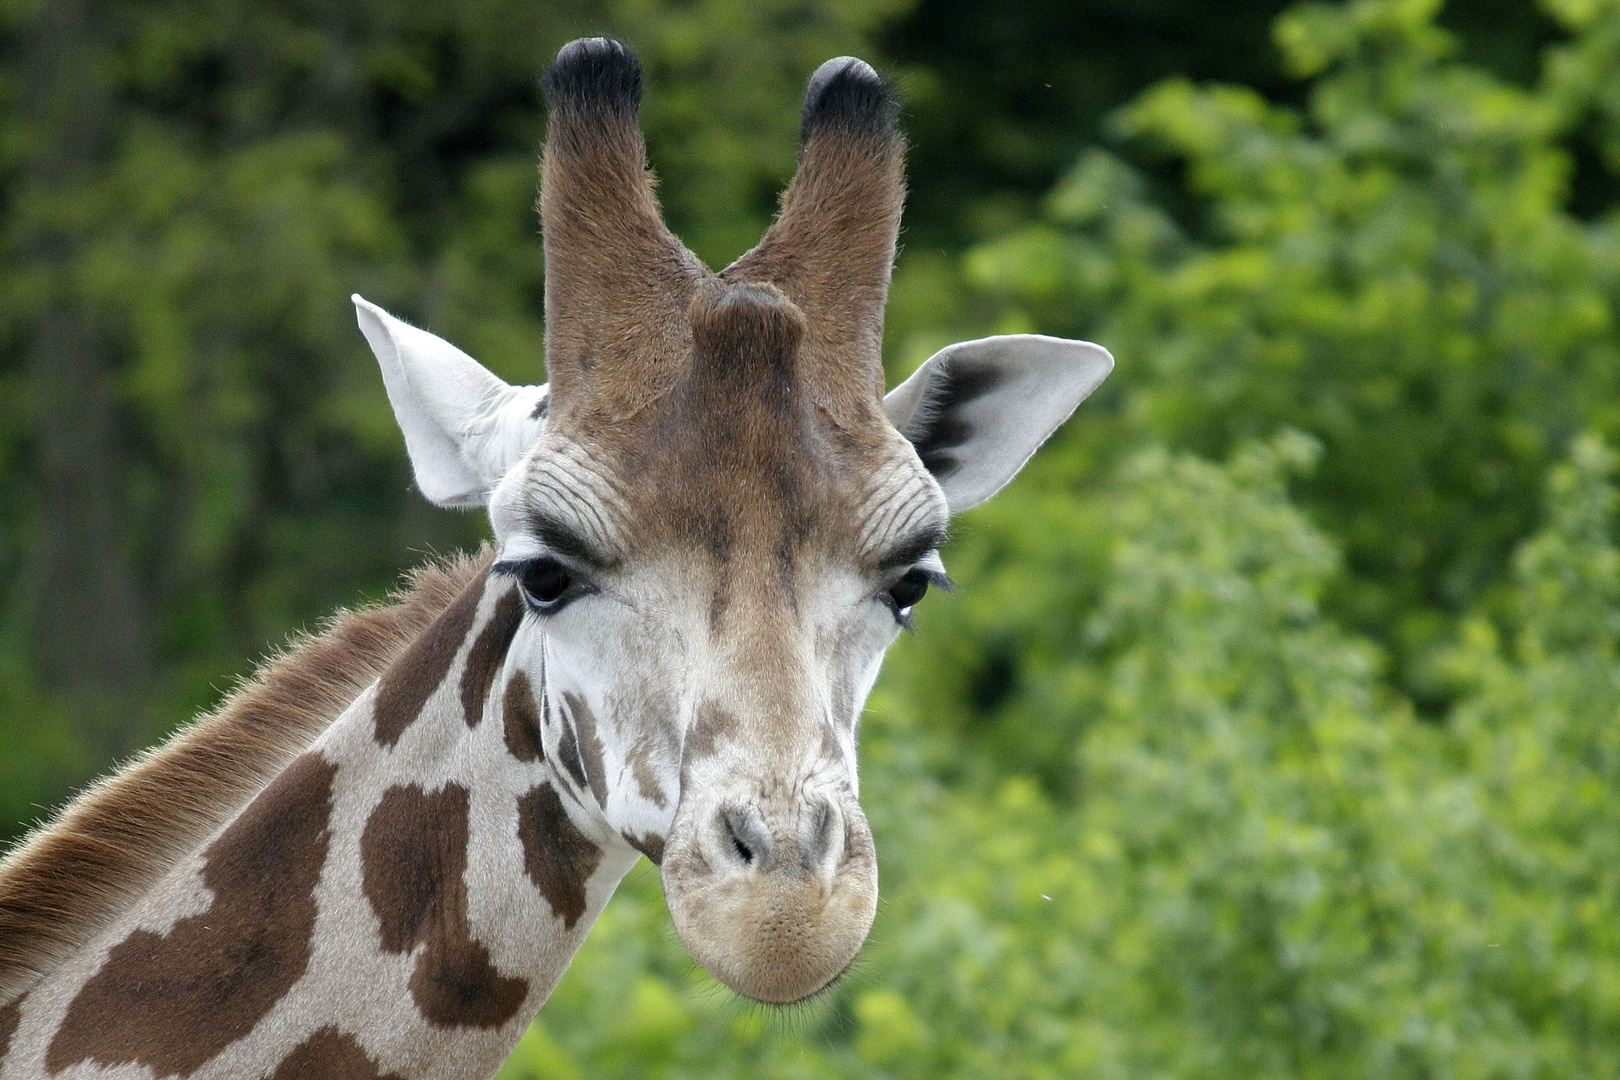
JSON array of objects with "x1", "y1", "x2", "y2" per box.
[{"x1": 1, "y1": 566, "x2": 637, "y2": 1080}]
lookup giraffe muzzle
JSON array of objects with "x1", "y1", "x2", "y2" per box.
[{"x1": 659, "y1": 789, "x2": 878, "y2": 1003}]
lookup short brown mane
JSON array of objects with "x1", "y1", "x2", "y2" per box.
[{"x1": 0, "y1": 549, "x2": 491, "y2": 1004}]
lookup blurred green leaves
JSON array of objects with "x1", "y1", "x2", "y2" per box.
[{"x1": 967, "y1": 0, "x2": 1620, "y2": 697}]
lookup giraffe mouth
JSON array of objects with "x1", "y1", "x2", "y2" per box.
[{"x1": 658, "y1": 794, "x2": 879, "y2": 1003}]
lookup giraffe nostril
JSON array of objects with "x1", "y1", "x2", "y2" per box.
[{"x1": 719, "y1": 807, "x2": 771, "y2": 872}]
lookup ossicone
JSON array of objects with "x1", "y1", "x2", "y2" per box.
[
  {"x1": 542, "y1": 36, "x2": 642, "y2": 119},
  {"x1": 689, "y1": 281, "x2": 807, "y2": 375},
  {"x1": 537, "y1": 36, "x2": 700, "y2": 416},
  {"x1": 800, "y1": 56, "x2": 900, "y2": 146}
]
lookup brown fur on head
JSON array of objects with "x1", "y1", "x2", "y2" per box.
[
  {"x1": 726, "y1": 56, "x2": 906, "y2": 428},
  {"x1": 539, "y1": 37, "x2": 704, "y2": 424},
  {"x1": 538, "y1": 40, "x2": 904, "y2": 437}
]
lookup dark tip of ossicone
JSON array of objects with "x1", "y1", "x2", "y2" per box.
[
  {"x1": 542, "y1": 37, "x2": 641, "y2": 115},
  {"x1": 799, "y1": 56, "x2": 899, "y2": 146}
]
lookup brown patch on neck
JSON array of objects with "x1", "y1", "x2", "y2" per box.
[
  {"x1": 623, "y1": 831, "x2": 666, "y2": 866},
  {"x1": 0, "y1": 992, "x2": 21, "y2": 1063},
  {"x1": 270, "y1": 1027, "x2": 406, "y2": 1080},
  {"x1": 516, "y1": 783, "x2": 603, "y2": 929},
  {"x1": 374, "y1": 570, "x2": 487, "y2": 746},
  {"x1": 361, "y1": 784, "x2": 529, "y2": 1029},
  {"x1": 0, "y1": 550, "x2": 487, "y2": 1005},
  {"x1": 627, "y1": 736, "x2": 668, "y2": 810},
  {"x1": 459, "y1": 585, "x2": 524, "y2": 729},
  {"x1": 46, "y1": 753, "x2": 338, "y2": 1076},
  {"x1": 502, "y1": 670, "x2": 545, "y2": 763}
]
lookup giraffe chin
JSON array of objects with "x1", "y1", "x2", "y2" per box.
[{"x1": 659, "y1": 807, "x2": 879, "y2": 1004}]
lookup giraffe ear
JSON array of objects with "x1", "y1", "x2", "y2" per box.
[
  {"x1": 353, "y1": 295, "x2": 549, "y2": 509},
  {"x1": 884, "y1": 334, "x2": 1113, "y2": 513}
]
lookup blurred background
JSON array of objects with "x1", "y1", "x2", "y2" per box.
[{"x1": 4, "y1": 0, "x2": 1620, "y2": 1074}]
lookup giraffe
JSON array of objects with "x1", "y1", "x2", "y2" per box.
[{"x1": 0, "y1": 37, "x2": 1112, "y2": 1079}]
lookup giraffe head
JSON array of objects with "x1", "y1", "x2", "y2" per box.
[{"x1": 353, "y1": 38, "x2": 1109, "y2": 1004}]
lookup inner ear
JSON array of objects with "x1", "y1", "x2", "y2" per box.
[{"x1": 884, "y1": 334, "x2": 1113, "y2": 513}]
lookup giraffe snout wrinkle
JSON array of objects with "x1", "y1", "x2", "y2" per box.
[{"x1": 800, "y1": 796, "x2": 844, "y2": 881}]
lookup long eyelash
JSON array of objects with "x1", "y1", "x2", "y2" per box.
[{"x1": 919, "y1": 567, "x2": 956, "y2": 593}]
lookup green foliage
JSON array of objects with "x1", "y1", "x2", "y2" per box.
[
  {"x1": 1438, "y1": 434, "x2": 1620, "y2": 1073},
  {"x1": 965, "y1": 0, "x2": 1620, "y2": 696}
]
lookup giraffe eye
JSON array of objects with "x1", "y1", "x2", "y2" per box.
[
  {"x1": 505, "y1": 557, "x2": 592, "y2": 613},
  {"x1": 521, "y1": 559, "x2": 571, "y2": 603},
  {"x1": 885, "y1": 568, "x2": 931, "y2": 611},
  {"x1": 876, "y1": 562, "x2": 952, "y2": 631}
]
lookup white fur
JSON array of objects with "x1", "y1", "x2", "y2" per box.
[
  {"x1": 353, "y1": 296, "x2": 549, "y2": 509},
  {"x1": 884, "y1": 334, "x2": 1113, "y2": 512}
]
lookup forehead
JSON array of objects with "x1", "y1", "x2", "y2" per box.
[{"x1": 503, "y1": 385, "x2": 943, "y2": 572}]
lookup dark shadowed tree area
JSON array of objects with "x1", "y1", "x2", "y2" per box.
[{"x1": 3, "y1": 1, "x2": 1620, "y2": 1075}]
